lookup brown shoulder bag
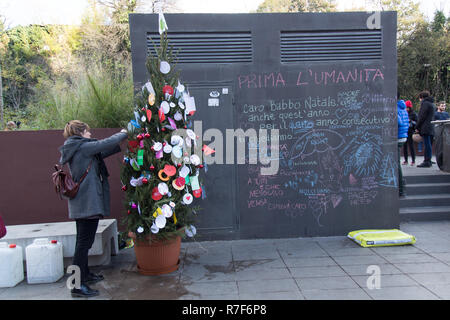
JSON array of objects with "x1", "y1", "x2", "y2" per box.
[{"x1": 52, "y1": 161, "x2": 92, "y2": 200}]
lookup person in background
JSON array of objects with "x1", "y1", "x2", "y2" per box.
[
  {"x1": 416, "y1": 91, "x2": 435, "y2": 168},
  {"x1": 59, "y1": 120, "x2": 128, "y2": 298},
  {"x1": 403, "y1": 100, "x2": 418, "y2": 166},
  {"x1": 4, "y1": 121, "x2": 16, "y2": 131},
  {"x1": 434, "y1": 101, "x2": 449, "y2": 120},
  {"x1": 397, "y1": 100, "x2": 409, "y2": 197}
]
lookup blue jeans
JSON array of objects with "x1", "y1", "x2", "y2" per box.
[{"x1": 422, "y1": 135, "x2": 432, "y2": 163}]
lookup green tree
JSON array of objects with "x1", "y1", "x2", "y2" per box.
[
  {"x1": 0, "y1": 25, "x2": 52, "y2": 110},
  {"x1": 367, "y1": 0, "x2": 425, "y2": 43},
  {"x1": 397, "y1": 10, "x2": 449, "y2": 104},
  {"x1": 256, "y1": 0, "x2": 336, "y2": 13}
]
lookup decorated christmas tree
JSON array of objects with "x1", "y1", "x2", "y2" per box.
[{"x1": 121, "y1": 14, "x2": 203, "y2": 242}]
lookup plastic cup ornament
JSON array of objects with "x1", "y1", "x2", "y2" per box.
[
  {"x1": 185, "y1": 225, "x2": 196, "y2": 237},
  {"x1": 148, "y1": 94, "x2": 156, "y2": 106},
  {"x1": 151, "y1": 223, "x2": 159, "y2": 234},
  {"x1": 163, "y1": 85, "x2": 174, "y2": 100}
]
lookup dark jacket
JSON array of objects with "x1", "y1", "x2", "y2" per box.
[
  {"x1": 407, "y1": 109, "x2": 418, "y2": 135},
  {"x1": 434, "y1": 111, "x2": 450, "y2": 121},
  {"x1": 58, "y1": 132, "x2": 127, "y2": 220},
  {"x1": 397, "y1": 100, "x2": 409, "y2": 139},
  {"x1": 416, "y1": 97, "x2": 435, "y2": 136}
]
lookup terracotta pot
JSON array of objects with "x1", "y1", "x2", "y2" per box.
[{"x1": 131, "y1": 234, "x2": 181, "y2": 275}]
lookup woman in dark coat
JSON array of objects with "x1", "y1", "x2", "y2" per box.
[
  {"x1": 59, "y1": 120, "x2": 127, "y2": 297},
  {"x1": 416, "y1": 91, "x2": 435, "y2": 167},
  {"x1": 403, "y1": 100, "x2": 418, "y2": 166}
]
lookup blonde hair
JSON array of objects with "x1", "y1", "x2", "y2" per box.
[{"x1": 63, "y1": 120, "x2": 90, "y2": 139}]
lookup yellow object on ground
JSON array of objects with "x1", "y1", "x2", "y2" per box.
[{"x1": 347, "y1": 229, "x2": 416, "y2": 247}]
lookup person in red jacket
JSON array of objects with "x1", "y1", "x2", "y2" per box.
[{"x1": 403, "y1": 100, "x2": 418, "y2": 166}]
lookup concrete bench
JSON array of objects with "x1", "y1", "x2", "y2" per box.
[{"x1": 1, "y1": 219, "x2": 118, "y2": 267}]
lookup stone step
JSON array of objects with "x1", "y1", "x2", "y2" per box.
[
  {"x1": 404, "y1": 174, "x2": 450, "y2": 184},
  {"x1": 399, "y1": 193, "x2": 450, "y2": 207},
  {"x1": 404, "y1": 182, "x2": 450, "y2": 195},
  {"x1": 399, "y1": 206, "x2": 450, "y2": 222}
]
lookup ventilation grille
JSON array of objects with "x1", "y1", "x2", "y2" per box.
[
  {"x1": 280, "y1": 30, "x2": 382, "y2": 63},
  {"x1": 147, "y1": 32, "x2": 252, "y2": 64}
]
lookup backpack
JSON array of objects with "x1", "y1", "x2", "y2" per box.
[{"x1": 52, "y1": 161, "x2": 92, "y2": 200}]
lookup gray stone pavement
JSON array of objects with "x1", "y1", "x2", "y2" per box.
[{"x1": 2, "y1": 220, "x2": 450, "y2": 300}]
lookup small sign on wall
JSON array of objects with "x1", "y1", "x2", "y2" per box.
[{"x1": 208, "y1": 98, "x2": 219, "y2": 107}]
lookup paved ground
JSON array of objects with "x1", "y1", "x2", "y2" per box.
[
  {"x1": 2, "y1": 156, "x2": 449, "y2": 300},
  {"x1": 1, "y1": 220, "x2": 450, "y2": 300}
]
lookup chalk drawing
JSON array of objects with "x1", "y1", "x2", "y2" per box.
[
  {"x1": 340, "y1": 132, "x2": 382, "y2": 176},
  {"x1": 290, "y1": 129, "x2": 345, "y2": 160},
  {"x1": 379, "y1": 152, "x2": 398, "y2": 188}
]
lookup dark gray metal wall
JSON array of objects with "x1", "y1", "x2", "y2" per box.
[{"x1": 129, "y1": 12, "x2": 399, "y2": 240}]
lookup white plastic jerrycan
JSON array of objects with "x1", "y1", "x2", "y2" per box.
[
  {"x1": 0, "y1": 242, "x2": 24, "y2": 288},
  {"x1": 25, "y1": 238, "x2": 64, "y2": 284}
]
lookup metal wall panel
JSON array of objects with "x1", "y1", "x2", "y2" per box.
[{"x1": 130, "y1": 12, "x2": 399, "y2": 240}]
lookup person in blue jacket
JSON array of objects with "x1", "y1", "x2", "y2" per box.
[{"x1": 398, "y1": 100, "x2": 409, "y2": 197}]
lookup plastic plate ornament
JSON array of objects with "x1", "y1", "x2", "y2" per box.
[
  {"x1": 171, "y1": 135, "x2": 183, "y2": 146},
  {"x1": 179, "y1": 165, "x2": 190, "y2": 178},
  {"x1": 172, "y1": 145, "x2": 183, "y2": 158},
  {"x1": 163, "y1": 144, "x2": 173, "y2": 153},
  {"x1": 153, "y1": 142, "x2": 163, "y2": 152},
  {"x1": 190, "y1": 154, "x2": 201, "y2": 166},
  {"x1": 160, "y1": 61, "x2": 170, "y2": 74},
  {"x1": 182, "y1": 193, "x2": 193, "y2": 205},
  {"x1": 158, "y1": 182, "x2": 169, "y2": 195},
  {"x1": 161, "y1": 204, "x2": 173, "y2": 218},
  {"x1": 174, "y1": 111, "x2": 183, "y2": 121},
  {"x1": 155, "y1": 214, "x2": 166, "y2": 229},
  {"x1": 161, "y1": 101, "x2": 170, "y2": 114}
]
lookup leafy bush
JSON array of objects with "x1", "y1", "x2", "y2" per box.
[{"x1": 29, "y1": 65, "x2": 134, "y2": 129}]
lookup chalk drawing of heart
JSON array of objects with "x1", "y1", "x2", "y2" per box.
[
  {"x1": 360, "y1": 108, "x2": 371, "y2": 118},
  {"x1": 335, "y1": 109, "x2": 348, "y2": 119}
]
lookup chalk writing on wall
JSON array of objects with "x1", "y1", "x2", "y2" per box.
[{"x1": 236, "y1": 65, "x2": 395, "y2": 228}]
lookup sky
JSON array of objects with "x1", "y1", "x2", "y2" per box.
[{"x1": 0, "y1": 0, "x2": 448, "y2": 28}]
